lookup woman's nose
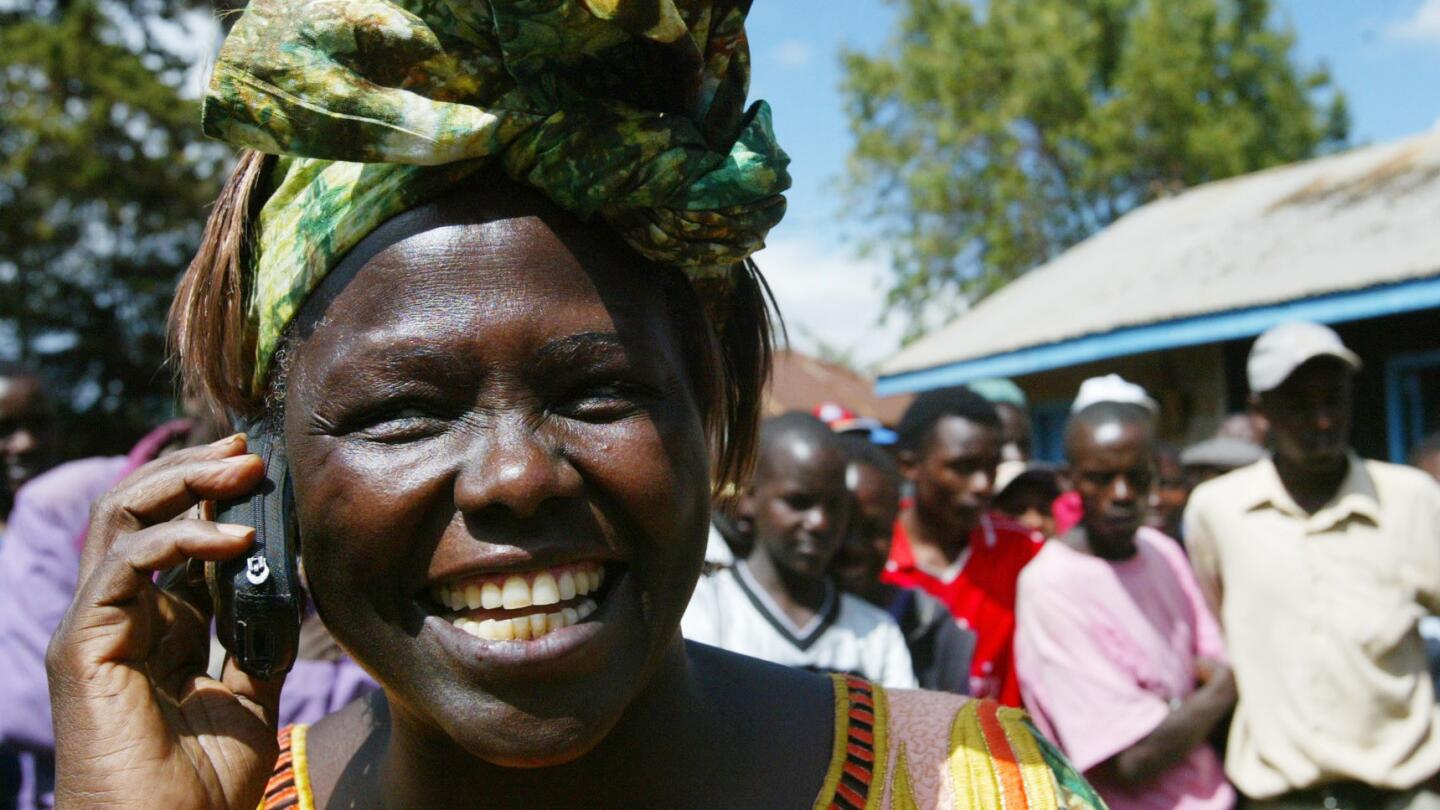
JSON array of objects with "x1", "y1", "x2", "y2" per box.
[{"x1": 452, "y1": 419, "x2": 583, "y2": 520}]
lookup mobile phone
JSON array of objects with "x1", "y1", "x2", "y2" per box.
[{"x1": 206, "y1": 424, "x2": 301, "y2": 679}]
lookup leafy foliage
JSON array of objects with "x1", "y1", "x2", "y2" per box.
[
  {"x1": 0, "y1": 0, "x2": 229, "y2": 455},
  {"x1": 842, "y1": 0, "x2": 1349, "y2": 341}
]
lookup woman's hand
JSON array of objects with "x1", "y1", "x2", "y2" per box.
[{"x1": 46, "y1": 434, "x2": 283, "y2": 810}]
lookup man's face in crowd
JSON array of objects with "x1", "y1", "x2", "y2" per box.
[
  {"x1": 994, "y1": 481, "x2": 1056, "y2": 538},
  {"x1": 1071, "y1": 419, "x2": 1153, "y2": 559},
  {"x1": 0, "y1": 374, "x2": 57, "y2": 497},
  {"x1": 830, "y1": 460, "x2": 901, "y2": 596},
  {"x1": 1146, "y1": 449, "x2": 1187, "y2": 538},
  {"x1": 745, "y1": 436, "x2": 851, "y2": 582},
  {"x1": 1257, "y1": 358, "x2": 1353, "y2": 474},
  {"x1": 995, "y1": 403, "x2": 1032, "y2": 462},
  {"x1": 904, "y1": 415, "x2": 1001, "y2": 538}
]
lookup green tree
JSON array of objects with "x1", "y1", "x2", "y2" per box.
[
  {"x1": 842, "y1": 0, "x2": 1348, "y2": 340},
  {"x1": 0, "y1": 0, "x2": 229, "y2": 455}
]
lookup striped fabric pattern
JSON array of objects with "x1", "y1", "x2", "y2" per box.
[
  {"x1": 259, "y1": 679, "x2": 1102, "y2": 809},
  {"x1": 260, "y1": 724, "x2": 314, "y2": 810},
  {"x1": 814, "y1": 675, "x2": 1106, "y2": 810},
  {"x1": 949, "y1": 699, "x2": 1059, "y2": 810},
  {"x1": 815, "y1": 675, "x2": 890, "y2": 810}
]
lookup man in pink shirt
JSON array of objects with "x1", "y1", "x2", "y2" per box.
[{"x1": 1016, "y1": 398, "x2": 1237, "y2": 809}]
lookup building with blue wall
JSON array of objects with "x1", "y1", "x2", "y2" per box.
[{"x1": 877, "y1": 132, "x2": 1440, "y2": 463}]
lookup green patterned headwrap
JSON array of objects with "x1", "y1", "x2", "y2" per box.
[{"x1": 202, "y1": 0, "x2": 790, "y2": 393}]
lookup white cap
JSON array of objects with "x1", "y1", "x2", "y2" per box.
[
  {"x1": 1071, "y1": 374, "x2": 1159, "y2": 414},
  {"x1": 1247, "y1": 321, "x2": 1361, "y2": 393},
  {"x1": 994, "y1": 461, "x2": 1061, "y2": 501}
]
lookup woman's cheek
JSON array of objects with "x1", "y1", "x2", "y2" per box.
[
  {"x1": 584, "y1": 415, "x2": 707, "y2": 530},
  {"x1": 297, "y1": 438, "x2": 452, "y2": 584}
]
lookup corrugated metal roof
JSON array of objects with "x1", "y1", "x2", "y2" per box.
[
  {"x1": 879, "y1": 131, "x2": 1440, "y2": 380},
  {"x1": 766, "y1": 349, "x2": 912, "y2": 423}
]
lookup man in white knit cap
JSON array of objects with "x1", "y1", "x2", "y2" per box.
[{"x1": 1186, "y1": 321, "x2": 1440, "y2": 809}]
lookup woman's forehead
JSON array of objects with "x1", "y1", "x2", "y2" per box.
[{"x1": 290, "y1": 211, "x2": 675, "y2": 377}]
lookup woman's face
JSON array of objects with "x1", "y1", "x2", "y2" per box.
[{"x1": 282, "y1": 194, "x2": 712, "y2": 766}]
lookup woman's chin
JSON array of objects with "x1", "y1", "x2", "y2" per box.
[
  {"x1": 377, "y1": 564, "x2": 677, "y2": 768},
  {"x1": 444, "y1": 713, "x2": 617, "y2": 769}
]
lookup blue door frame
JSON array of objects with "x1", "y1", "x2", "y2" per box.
[
  {"x1": 1385, "y1": 348, "x2": 1440, "y2": 463},
  {"x1": 1031, "y1": 400, "x2": 1072, "y2": 463}
]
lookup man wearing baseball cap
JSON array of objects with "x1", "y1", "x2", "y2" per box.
[{"x1": 1185, "y1": 321, "x2": 1440, "y2": 808}]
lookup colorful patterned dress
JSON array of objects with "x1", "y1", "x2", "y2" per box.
[{"x1": 261, "y1": 675, "x2": 1105, "y2": 809}]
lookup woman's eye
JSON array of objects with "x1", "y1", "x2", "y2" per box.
[
  {"x1": 555, "y1": 383, "x2": 655, "y2": 421},
  {"x1": 350, "y1": 407, "x2": 448, "y2": 442}
]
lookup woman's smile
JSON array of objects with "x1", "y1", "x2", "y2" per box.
[
  {"x1": 429, "y1": 560, "x2": 610, "y2": 639},
  {"x1": 421, "y1": 560, "x2": 637, "y2": 677}
]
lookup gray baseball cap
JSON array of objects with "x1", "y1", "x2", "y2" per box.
[{"x1": 1247, "y1": 321, "x2": 1361, "y2": 393}]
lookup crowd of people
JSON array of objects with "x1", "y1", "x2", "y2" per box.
[
  {"x1": 679, "y1": 319, "x2": 1440, "y2": 810},
  {"x1": 6, "y1": 312, "x2": 1440, "y2": 809},
  {"x1": 4, "y1": 0, "x2": 1440, "y2": 807}
]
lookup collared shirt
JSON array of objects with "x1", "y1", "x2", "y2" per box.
[
  {"x1": 884, "y1": 512, "x2": 1045, "y2": 705},
  {"x1": 681, "y1": 561, "x2": 918, "y2": 689},
  {"x1": 1185, "y1": 455, "x2": 1440, "y2": 798},
  {"x1": 1017, "y1": 528, "x2": 1234, "y2": 810}
]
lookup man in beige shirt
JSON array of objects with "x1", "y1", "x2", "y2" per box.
[{"x1": 1186, "y1": 321, "x2": 1440, "y2": 810}]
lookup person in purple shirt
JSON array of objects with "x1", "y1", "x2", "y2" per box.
[
  {"x1": 0, "y1": 365, "x2": 60, "y2": 534},
  {"x1": 0, "y1": 421, "x2": 376, "y2": 810}
]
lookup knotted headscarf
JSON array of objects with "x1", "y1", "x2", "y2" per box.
[{"x1": 202, "y1": 0, "x2": 790, "y2": 392}]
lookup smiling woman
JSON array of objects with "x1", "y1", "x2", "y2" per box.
[{"x1": 43, "y1": 1, "x2": 1103, "y2": 808}]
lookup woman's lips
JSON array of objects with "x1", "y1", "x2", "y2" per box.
[{"x1": 421, "y1": 564, "x2": 631, "y2": 678}]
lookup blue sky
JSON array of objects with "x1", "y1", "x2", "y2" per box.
[{"x1": 743, "y1": 0, "x2": 1440, "y2": 367}]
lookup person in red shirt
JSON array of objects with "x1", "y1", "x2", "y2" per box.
[{"x1": 885, "y1": 386, "x2": 1045, "y2": 705}]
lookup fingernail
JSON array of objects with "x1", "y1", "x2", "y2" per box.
[
  {"x1": 220, "y1": 453, "x2": 259, "y2": 466},
  {"x1": 217, "y1": 524, "x2": 254, "y2": 538},
  {"x1": 211, "y1": 433, "x2": 244, "y2": 447}
]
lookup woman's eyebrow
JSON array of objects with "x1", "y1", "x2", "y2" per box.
[
  {"x1": 328, "y1": 343, "x2": 476, "y2": 388},
  {"x1": 533, "y1": 332, "x2": 631, "y2": 368}
]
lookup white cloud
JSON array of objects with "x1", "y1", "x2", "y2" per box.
[
  {"x1": 751, "y1": 233, "x2": 904, "y2": 369},
  {"x1": 1386, "y1": 0, "x2": 1440, "y2": 42},
  {"x1": 772, "y1": 39, "x2": 815, "y2": 69}
]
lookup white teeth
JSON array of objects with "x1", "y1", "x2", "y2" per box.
[
  {"x1": 502, "y1": 575, "x2": 531, "y2": 609},
  {"x1": 452, "y1": 608, "x2": 585, "y2": 642},
  {"x1": 532, "y1": 572, "x2": 560, "y2": 606},
  {"x1": 511, "y1": 615, "x2": 532, "y2": 640},
  {"x1": 439, "y1": 561, "x2": 613, "y2": 641},
  {"x1": 558, "y1": 571, "x2": 577, "y2": 600},
  {"x1": 481, "y1": 582, "x2": 503, "y2": 610}
]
